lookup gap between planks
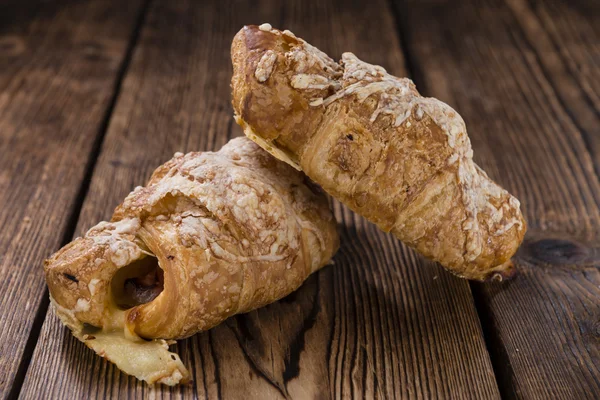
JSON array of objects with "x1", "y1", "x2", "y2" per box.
[
  {"x1": 386, "y1": 0, "x2": 521, "y2": 396},
  {"x1": 390, "y1": 0, "x2": 600, "y2": 398},
  {"x1": 19, "y1": 0, "x2": 500, "y2": 398},
  {"x1": 7, "y1": 0, "x2": 154, "y2": 398}
]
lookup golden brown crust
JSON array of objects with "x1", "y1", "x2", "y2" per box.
[
  {"x1": 44, "y1": 137, "x2": 339, "y2": 384},
  {"x1": 231, "y1": 25, "x2": 526, "y2": 281}
]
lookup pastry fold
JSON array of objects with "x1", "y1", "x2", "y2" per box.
[
  {"x1": 231, "y1": 25, "x2": 526, "y2": 281},
  {"x1": 45, "y1": 137, "x2": 339, "y2": 385}
]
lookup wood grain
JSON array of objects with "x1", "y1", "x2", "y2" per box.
[
  {"x1": 0, "y1": 0, "x2": 144, "y2": 397},
  {"x1": 505, "y1": 0, "x2": 600, "y2": 176},
  {"x1": 20, "y1": 0, "x2": 501, "y2": 398},
  {"x1": 393, "y1": 0, "x2": 600, "y2": 398}
]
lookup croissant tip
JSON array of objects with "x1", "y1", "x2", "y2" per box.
[{"x1": 485, "y1": 260, "x2": 518, "y2": 283}]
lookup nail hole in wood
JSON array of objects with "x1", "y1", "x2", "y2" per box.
[{"x1": 528, "y1": 239, "x2": 589, "y2": 265}]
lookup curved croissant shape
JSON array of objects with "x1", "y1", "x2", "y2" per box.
[
  {"x1": 231, "y1": 24, "x2": 526, "y2": 281},
  {"x1": 45, "y1": 137, "x2": 339, "y2": 385}
]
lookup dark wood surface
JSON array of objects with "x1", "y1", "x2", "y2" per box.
[
  {"x1": 393, "y1": 0, "x2": 600, "y2": 398},
  {"x1": 18, "y1": 0, "x2": 499, "y2": 398},
  {"x1": 0, "y1": 0, "x2": 144, "y2": 397},
  {"x1": 0, "y1": 0, "x2": 598, "y2": 398}
]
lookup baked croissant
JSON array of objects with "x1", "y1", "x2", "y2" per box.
[
  {"x1": 231, "y1": 24, "x2": 526, "y2": 281},
  {"x1": 44, "y1": 137, "x2": 339, "y2": 385}
]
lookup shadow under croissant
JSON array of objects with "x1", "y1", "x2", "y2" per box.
[
  {"x1": 53, "y1": 261, "x2": 331, "y2": 394},
  {"x1": 56, "y1": 224, "x2": 486, "y2": 394},
  {"x1": 202, "y1": 224, "x2": 490, "y2": 396}
]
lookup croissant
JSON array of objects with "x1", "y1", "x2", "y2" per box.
[
  {"x1": 231, "y1": 24, "x2": 526, "y2": 281},
  {"x1": 44, "y1": 137, "x2": 339, "y2": 385}
]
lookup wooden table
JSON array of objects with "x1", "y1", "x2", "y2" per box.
[{"x1": 1, "y1": 0, "x2": 598, "y2": 398}]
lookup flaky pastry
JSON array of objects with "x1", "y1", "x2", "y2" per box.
[
  {"x1": 231, "y1": 24, "x2": 526, "y2": 281},
  {"x1": 45, "y1": 137, "x2": 338, "y2": 385}
]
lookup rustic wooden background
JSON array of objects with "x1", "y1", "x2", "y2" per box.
[{"x1": 0, "y1": 0, "x2": 598, "y2": 398}]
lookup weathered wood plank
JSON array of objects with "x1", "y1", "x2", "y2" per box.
[
  {"x1": 21, "y1": 0, "x2": 500, "y2": 398},
  {"x1": 0, "y1": 0, "x2": 144, "y2": 397},
  {"x1": 393, "y1": 0, "x2": 600, "y2": 398},
  {"x1": 504, "y1": 0, "x2": 600, "y2": 177}
]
